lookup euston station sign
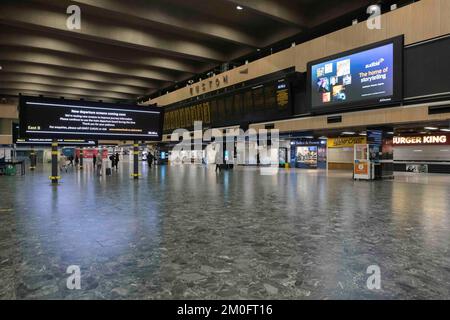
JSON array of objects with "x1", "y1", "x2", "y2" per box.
[{"x1": 189, "y1": 75, "x2": 229, "y2": 96}]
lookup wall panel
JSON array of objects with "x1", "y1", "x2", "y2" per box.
[
  {"x1": 0, "y1": 135, "x2": 12, "y2": 145},
  {"x1": 0, "y1": 104, "x2": 19, "y2": 119},
  {"x1": 250, "y1": 103, "x2": 450, "y2": 133},
  {"x1": 440, "y1": 0, "x2": 450, "y2": 35}
]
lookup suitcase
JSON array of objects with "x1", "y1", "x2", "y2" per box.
[{"x1": 105, "y1": 168, "x2": 112, "y2": 176}]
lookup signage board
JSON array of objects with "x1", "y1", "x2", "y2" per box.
[
  {"x1": 19, "y1": 96, "x2": 164, "y2": 141},
  {"x1": 327, "y1": 136, "x2": 367, "y2": 148},
  {"x1": 12, "y1": 122, "x2": 96, "y2": 146},
  {"x1": 393, "y1": 134, "x2": 449, "y2": 146}
]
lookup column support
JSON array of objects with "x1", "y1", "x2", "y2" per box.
[
  {"x1": 50, "y1": 139, "x2": 60, "y2": 184},
  {"x1": 132, "y1": 140, "x2": 140, "y2": 179},
  {"x1": 79, "y1": 148, "x2": 84, "y2": 170},
  {"x1": 29, "y1": 145, "x2": 37, "y2": 170}
]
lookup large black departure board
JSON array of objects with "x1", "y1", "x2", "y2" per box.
[
  {"x1": 20, "y1": 96, "x2": 164, "y2": 140},
  {"x1": 163, "y1": 77, "x2": 293, "y2": 133}
]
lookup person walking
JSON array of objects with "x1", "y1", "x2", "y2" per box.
[
  {"x1": 59, "y1": 154, "x2": 68, "y2": 173},
  {"x1": 96, "y1": 153, "x2": 102, "y2": 176},
  {"x1": 109, "y1": 153, "x2": 115, "y2": 169},
  {"x1": 147, "y1": 152, "x2": 154, "y2": 168},
  {"x1": 68, "y1": 155, "x2": 74, "y2": 167},
  {"x1": 114, "y1": 152, "x2": 120, "y2": 170},
  {"x1": 215, "y1": 147, "x2": 222, "y2": 173},
  {"x1": 74, "y1": 154, "x2": 79, "y2": 168},
  {"x1": 92, "y1": 151, "x2": 97, "y2": 170}
]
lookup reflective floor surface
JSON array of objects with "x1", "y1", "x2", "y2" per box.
[{"x1": 0, "y1": 162, "x2": 449, "y2": 299}]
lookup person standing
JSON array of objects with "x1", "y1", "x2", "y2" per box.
[
  {"x1": 92, "y1": 151, "x2": 97, "y2": 170},
  {"x1": 147, "y1": 152, "x2": 154, "y2": 168},
  {"x1": 215, "y1": 147, "x2": 222, "y2": 173},
  {"x1": 59, "y1": 154, "x2": 68, "y2": 173},
  {"x1": 75, "y1": 154, "x2": 79, "y2": 168},
  {"x1": 96, "y1": 153, "x2": 102, "y2": 176},
  {"x1": 114, "y1": 152, "x2": 120, "y2": 170}
]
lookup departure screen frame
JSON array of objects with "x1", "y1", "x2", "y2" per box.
[{"x1": 19, "y1": 96, "x2": 164, "y2": 141}]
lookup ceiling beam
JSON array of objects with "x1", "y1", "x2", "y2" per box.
[
  {"x1": 0, "y1": 62, "x2": 163, "y2": 89},
  {"x1": 0, "y1": 47, "x2": 182, "y2": 82},
  {"x1": 225, "y1": 0, "x2": 307, "y2": 29},
  {"x1": 0, "y1": 28, "x2": 206, "y2": 74},
  {"x1": 307, "y1": 0, "x2": 374, "y2": 27},
  {"x1": 0, "y1": 89, "x2": 123, "y2": 103},
  {"x1": 0, "y1": 73, "x2": 145, "y2": 96},
  {"x1": 0, "y1": 82, "x2": 137, "y2": 101},
  {"x1": 0, "y1": 3, "x2": 228, "y2": 63},
  {"x1": 66, "y1": 0, "x2": 260, "y2": 48}
]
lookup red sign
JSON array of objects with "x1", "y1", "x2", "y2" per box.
[
  {"x1": 393, "y1": 134, "x2": 450, "y2": 146},
  {"x1": 75, "y1": 149, "x2": 108, "y2": 159}
]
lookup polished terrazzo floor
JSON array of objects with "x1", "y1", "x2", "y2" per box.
[{"x1": 0, "y1": 161, "x2": 449, "y2": 299}]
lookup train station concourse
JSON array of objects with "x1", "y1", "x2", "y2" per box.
[{"x1": 0, "y1": 0, "x2": 450, "y2": 303}]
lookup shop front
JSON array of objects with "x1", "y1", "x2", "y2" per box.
[
  {"x1": 327, "y1": 136, "x2": 366, "y2": 170},
  {"x1": 289, "y1": 139, "x2": 327, "y2": 169},
  {"x1": 393, "y1": 133, "x2": 450, "y2": 174}
]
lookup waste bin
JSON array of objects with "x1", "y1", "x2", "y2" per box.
[{"x1": 5, "y1": 165, "x2": 16, "y2": 176}]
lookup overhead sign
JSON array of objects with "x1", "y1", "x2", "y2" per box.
[
  {"x1": 19, "y1": 96, "x2": 164, "y2": 141},
  {"x1": 327, "y1": 136, "x2": 367, "y2": 148},
  {"x1": 189, "y1": 75, "x2": 229, "y2": 96},
  {"x1": 12, "y1": 122, "x2": 96, "y2": 146},
  {"x1": 393, "y1": 134, "x2": 449, "y2": 146}
]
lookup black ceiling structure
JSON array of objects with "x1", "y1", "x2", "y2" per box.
[{"x1": 0, "y1": 0, "x2": 415, "y2": 104}]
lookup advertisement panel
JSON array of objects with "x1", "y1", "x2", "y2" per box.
[
  {"x1": 308, "y1": 36, "x2": 403, "y2": 113},
  {"x1": 296, "y1": 146, "x2": 318, "y2": 168}
]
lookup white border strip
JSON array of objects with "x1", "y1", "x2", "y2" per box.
[
  {"x1": 26, "y1": 130, "x2": 158, "y2": 137},
  {"x1": 26, "y1": 102, "x2": 161, "y2": 114}
]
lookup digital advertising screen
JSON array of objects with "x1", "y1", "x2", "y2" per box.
[
  {"x1": 308, "y1": 36, "x2": 403, "y2": 113},
  {"x1": 19, "y1": 96, "x2": 164, "y2": 141},
  {"x1": 296, "y1": 146, "x2": 318, "y2": 169}
]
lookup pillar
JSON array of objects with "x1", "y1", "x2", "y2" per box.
[
  {"x1": 29, "y1": 146, "x2": 37, "y2": 170},
  {"x1": 50, "y1": 139, "x2": 60, "y2": 184},
  {"x1": 132, "y1": 141, "x2": 140, "y2": 179},
  {"x1": 79, "y1": 148, "x2": 84, "y2": 170},
  {"x1": 367, "y1": 127, "x2": 394, "y2": 179}
]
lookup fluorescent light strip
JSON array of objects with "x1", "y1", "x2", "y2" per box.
[{"x1": 26, "y1": 102, "x2": 161, "y2": 114}]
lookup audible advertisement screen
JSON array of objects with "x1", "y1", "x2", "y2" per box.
[
  {"x1": 19, "y1": 97, "x2": 164, "y2": 141},
  {"x1": 310, "y1": 43, "x2": 395, "y2": 109}
]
